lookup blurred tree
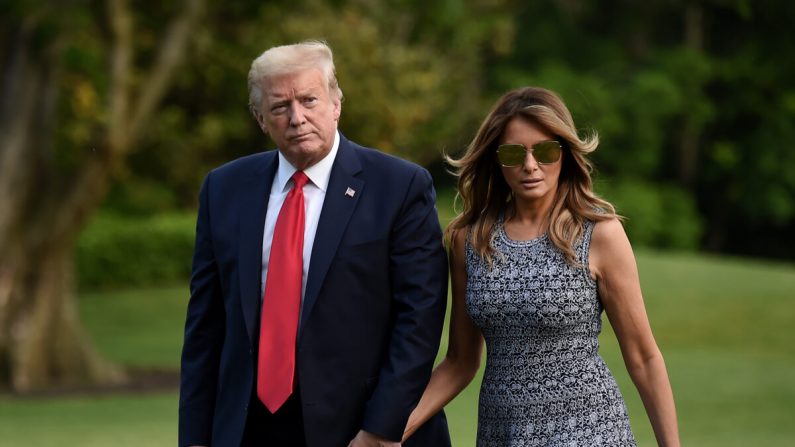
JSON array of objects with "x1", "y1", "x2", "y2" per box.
[
  {"x1": 2, "y1": 0, "x2": 792, "y2": 393},
  {"x1": 109, "y1": 0, "x2": 517, "y2": 212},
  {"x1": 0, "y1": 0, "x2": 516, "y2": 390},
  {"x1": 697, "y1": 0, "x2": 795, "y2": 256},
  {"x1": 488, "y1": 0, "x2": 795, "y2": 258},
  {"x1": 95, "y1": 0, "x2": 795, "y2": 259},
  {"x1": 0, "y1": 0, "x2": 205, "y2": 391}
]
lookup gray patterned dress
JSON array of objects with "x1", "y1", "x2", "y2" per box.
[{"x1": 465, "y1": 218, "x2": 636, "y2": 446}]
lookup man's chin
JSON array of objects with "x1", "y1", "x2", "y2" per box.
[{"x1": 281, "y1": 143, "x2": 331, "y2": 168}]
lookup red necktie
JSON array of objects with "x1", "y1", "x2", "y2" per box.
[{"x1": 258, "y1": 171, "x2": 308, "y2": 413}]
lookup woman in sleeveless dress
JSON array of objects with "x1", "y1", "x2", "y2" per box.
[{"x1": 403, "y1": 87, "x2": 680, "y2": 446}]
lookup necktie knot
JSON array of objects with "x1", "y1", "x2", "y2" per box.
[{"x1": 292, "y1": 171, "x2": 308, "y2": 190}]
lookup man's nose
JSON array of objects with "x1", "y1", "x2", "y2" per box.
[{"x1": 288, "y1": 104, "x2": 307, "y2": 126}]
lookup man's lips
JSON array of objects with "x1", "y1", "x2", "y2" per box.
[{"x1": 289, "y1": 133, "x2": 312, "y2": 141}]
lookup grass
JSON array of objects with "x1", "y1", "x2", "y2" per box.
[
  {"x1": 601, "y1": 251, "x2": 795, "y2": 446},
  {"x1": 77, "y1": 286, "x2": 187, "y2": 367},
  {"x1": 1, "y1": 237, "x2": 794, "y2": 445},
  {"x1": 0, "y1": 393, "x2": 177, "y2": 446}
]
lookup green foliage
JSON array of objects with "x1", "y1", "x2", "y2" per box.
[
  {"x1": 103, "y1": 180, "x2": 179, "y2": 216},
  {"x1": 596, "y1": 179, "x2": 703, "y2": 250},
  {"x1": 75, "y1": 213, "x2": 195, "y2": 289},
  {"x1": 14, "y1": 0, "x2": 794, "y2": 258},
  {"x1": 105, "y1": 0, "x2": 516, "y2": 214},
  {"x1": 484, "y1": 0, "x2": 795, "y2": 257}
]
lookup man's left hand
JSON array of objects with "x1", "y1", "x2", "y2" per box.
[{"x1": 348, "y1": 430, "x2": 401, "y2": 447}]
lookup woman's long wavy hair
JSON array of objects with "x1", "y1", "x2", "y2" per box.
[{"x1": 446, "y1": 86, "x2": 618, "y2": 266}]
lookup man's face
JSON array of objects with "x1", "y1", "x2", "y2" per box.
[{"x1": 255, "y1": 68, "x2": 341, "y2": 170}]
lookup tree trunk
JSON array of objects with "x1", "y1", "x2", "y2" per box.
[
  {"x1": 0, "y1": 0, "x2": 204, "y2": 391},
  {"x1": 1, "y1": 241, "x2": 125, "y2": 391},
  {"x1": 678, "y1": 1, "x2": 704, "y2": 188},
  {"x1": 0, "y1": 13, "x2": 125, "y2": 391}
]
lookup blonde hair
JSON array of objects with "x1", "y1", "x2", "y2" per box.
[
  {"x1": 446, "y1": 86, "x2": 618, "y2": 265},
  {"x1": 247, "y1": 40, "x2": 343, "y2": 115}
]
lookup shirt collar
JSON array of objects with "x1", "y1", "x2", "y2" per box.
[{"x1": 275, "y1": 130, "x2": 340, "y2": 193}]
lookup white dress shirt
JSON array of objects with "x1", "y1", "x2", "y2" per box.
[{"x1": 261, "y1": 131, "x2": 340, "y2": 304}]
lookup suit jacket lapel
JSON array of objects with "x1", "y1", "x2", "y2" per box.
[
  {"x1": 300, "y1": 139, "x2": 363, "y2": 334},
  {"x1": 238, "y1": 152, "x2": 278, "y2": 344}
]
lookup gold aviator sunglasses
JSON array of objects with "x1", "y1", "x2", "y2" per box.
[{"x1": 496, "y1": 141, "x2": 562, "y2": 167}]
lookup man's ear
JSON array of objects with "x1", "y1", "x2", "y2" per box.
[
  {"x1": 333, "y1": 98, "x2": 341, "y2": 121},
  {"x1": 254, "y1": 109, "x2": 269, "y2": 134}
]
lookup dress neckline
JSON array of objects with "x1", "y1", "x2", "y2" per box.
[{"x1": 497, "y1": 218, "x2": 548, "y2": 247}]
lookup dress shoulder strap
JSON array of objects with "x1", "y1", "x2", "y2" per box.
[{"x1": 577, "y1": 219, "x2": 596, "y2": 267}]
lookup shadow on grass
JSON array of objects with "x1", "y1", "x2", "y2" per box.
[{"x1": 0, "y1": 367, "x2": 179, "y2": 399}]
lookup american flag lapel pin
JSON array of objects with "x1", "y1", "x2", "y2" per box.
[{"x1": 345, "y1": 187, "x2": 356, "y2": 198}]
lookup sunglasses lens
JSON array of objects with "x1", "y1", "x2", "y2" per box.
[
  {"x1": 497, "y1": 144, "x2": 526, "y2": 166},
  {"x1": 498, "y1": 141, "x2": 562, "y2": 166},
  {"x1": 533, "y1": 141, "x2": 562, "y2": 164}
]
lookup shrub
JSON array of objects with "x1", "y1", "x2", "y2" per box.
[
  {"x1": 596, "y1": 179, "x2": 703, "y2": 250},
  {"x1": 76, "y1": 213, "x2": 196, "y2": 289}
]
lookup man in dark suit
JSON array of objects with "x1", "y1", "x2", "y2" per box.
[{"x1": 178, "y1": 41, "x2": 450, "y2": 446}]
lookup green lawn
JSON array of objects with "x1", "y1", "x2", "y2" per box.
[{"x1": 1, "y1": 251, "x2": 794, "y2": 446}]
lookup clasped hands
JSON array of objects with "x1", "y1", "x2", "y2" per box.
[
  {"x1": 348, "y1": 429, "x2": 401, "y2": 447},
  {"x1": 190, "y1": 428, "x2": 398, "y2": 446}
]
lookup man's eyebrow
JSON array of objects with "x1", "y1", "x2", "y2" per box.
[
  {"x1": 268, "y1": 87, "x2": 320, "y2": 103},
  {"x1": 267, "y1": 95, "x2": 290, "y2": 106},
  {"x1": 295, "y1": 88, "x2": 320, "y2": 97}
]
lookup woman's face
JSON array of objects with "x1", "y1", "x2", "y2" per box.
[{"x1": 498, "y1": 116, "x2": 562, "y2": 205}]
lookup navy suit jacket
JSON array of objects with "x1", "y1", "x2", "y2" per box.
[{"x1": 179, "y1": 135, "x2": 450, "y2": 446}]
